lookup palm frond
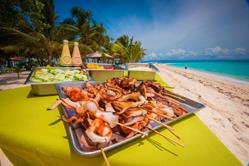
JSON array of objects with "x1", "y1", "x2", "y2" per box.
[
  {"x1": 111, "y1": 36, "x2": 145, "y2": 63},
  {"x1": 0, "y1": 27, "x2": 42, "y2": 47},
  {"x1": 53, "y1": 23, "x2": 79, "y2": 41}
]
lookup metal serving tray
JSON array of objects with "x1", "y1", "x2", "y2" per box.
[
  {"x1": 56, "y1": 81, "x2": 205, "y2": 156},
  {"x1": 128, "y1": 63, "x2": 159, "y2": 80},
  {"x1": 128, "y1": 63, "x2": 159, "y2": 72},
  {"x1": 86, "y1": 63, "x2": 125, "y2": 82},
  {"x1": 25, "y1": 67, "x2": 89, "y2": 96}
]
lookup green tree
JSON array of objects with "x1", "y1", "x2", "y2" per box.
[
  {"x1": 0, "y1": 0, "x2": 79, "y2": 65},
  {"x1": 0, "y1": 1, "x2": 145, "y2": 66},
  {"x1": 112, "y1": 35, "x2": 145, "y2": 63},
  {"x1": 63, "y1": 7, "x2": 111, "y2": 55}
]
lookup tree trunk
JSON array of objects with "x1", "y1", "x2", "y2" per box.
[
  {"x1": 7, "y1": 56, "x2": 11, "y2": 68},
  {"x1": 27, "y1": 53, "x2": 32, "y2": 70},
  {"x1": 45, "y1": 40, "x2": 53, "y2": 65},
  {"x1": 47, "y1": 49, "x2": 52, "y2": 65},
  {"x1": 37, "y1": 57, "x2": 42, "y2": 66},
  {"x1": 17, "y1": 72, "x2": 20, "y2": 79}
]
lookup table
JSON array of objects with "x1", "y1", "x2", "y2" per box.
[{"x1": 0, "y1": 77, "x2": 242, "y2": 166}]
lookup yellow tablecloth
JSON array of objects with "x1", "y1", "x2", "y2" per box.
[{"x1": 0, "y1": 77, "x2": 241, "y2": 166}]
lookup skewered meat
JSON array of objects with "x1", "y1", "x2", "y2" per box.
[{"x1": 57, "y1": 77, "x2": 188, "y2": 150}]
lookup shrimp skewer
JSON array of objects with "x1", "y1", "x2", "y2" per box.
[{"x1": 57, "y1": 77, "x2": 188, "y2": 153}]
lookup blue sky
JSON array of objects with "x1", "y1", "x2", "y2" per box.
[{"x1": 55, "y1": 0, "x2": 249, "y2": 60}]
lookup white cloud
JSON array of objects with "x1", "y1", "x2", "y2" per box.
[
  {"x1": 108, "y1": 0, "x2": 249, "y2": 59},
  {"x1": 204, "y1": 46, "x2": 248, "y2": 56},
  {"x1": 205, "y1": 46, "x2": 230, "y2": 55},
  {"x1": 144, "y1": 47, "x2": 248, "y2": 60},
  {"x1": 145, "y1": 48, "x2": 197, "y2": 60},
  {"x1": 147, "y1": 52, "x2": 158, "y2": 58},
  {"x1": 234, "y1": 48, "x2": 247, "y2": 55},
  {"x1": 166, "y1": 49, "x2": 197, "y2": 57}
]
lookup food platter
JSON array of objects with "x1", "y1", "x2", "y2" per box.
[
  {"x1": 25, "y1": 67, "x2": 89, "y2": 95},
  {"x1": 55, "y1": 79, "x2": 204, "y2": 156}
]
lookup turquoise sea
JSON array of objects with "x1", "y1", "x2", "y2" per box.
[{"x1": 144, "y1": 60, "x2": 249, "y2": 82}]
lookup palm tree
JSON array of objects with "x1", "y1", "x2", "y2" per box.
[
  {"x1": 112, "y1": 35, "x2": 145, "y2": 63},
  {"x1": 63, "y1": 7, "x2": 111, "y2": 55},
  {"x1": 0, "y1": 1, "x2": 145, "y2": 66},
  {"x1": 0, "y1": 0, "x2": 80, "y2": 65}
]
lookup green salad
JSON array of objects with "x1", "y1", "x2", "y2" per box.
[{"x1": 31, "y1": 68, "x2": 88, "y2": 82}]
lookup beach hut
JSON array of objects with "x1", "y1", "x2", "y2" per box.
[{"x1": 86, "y1": 51, "x2": 113, "y2": 63}]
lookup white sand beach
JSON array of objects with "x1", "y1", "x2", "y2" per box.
[
  {"x1": 0, "y1": 71, "x2": 30, "y2": 90},
  {"x1": 156, "y1": 64, "x2": 249, "y2": 165}
]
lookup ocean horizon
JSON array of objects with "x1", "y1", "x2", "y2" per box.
[{"x1": 143, "y1": 59, "x2": 249, "y2": 82}]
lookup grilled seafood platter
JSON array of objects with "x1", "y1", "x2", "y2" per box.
[{"x1": 52, "y1": 77, "x2": 189, "y2": 151}]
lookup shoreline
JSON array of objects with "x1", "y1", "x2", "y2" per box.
[
  {"x1": 157, "y1": 62, "x2": 249, "y2": 86},
  {"x1": 156, "y1": 63, "x2": 249, "y2": 165}
]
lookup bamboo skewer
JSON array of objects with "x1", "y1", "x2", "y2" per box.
[
  {"x1": 146, "y1": 116, "x2": 180, "y2": 139},
  {"x1": 47, "y1": 99, "x2": 62, "y2": 110},
  {"x1": 164, "y1": 92, "x2": 186, "y2": 101},
  {"x1": 114, "y1": 122, "x2": 148, "y2": 137},
  {"x1": 145, "y1": 126, "x2": 184, "y2": 148},
  {"x1": 149, "y1": 109, "x2": 174, "y2": 120},
  {"x1": 163, "y1": 85, "x2": 174, "y2": 89},
  {"x1": 101, "y1": 148, "x2": 110, "y2": 166},
  {"x1": 147, "y1": 116, "x2": 174, "y2": 131}
]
